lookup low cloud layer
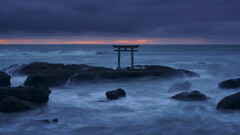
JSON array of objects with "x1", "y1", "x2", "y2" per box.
[{"x1": 0, "y1": 0, "x2": 240, "y2": 43}]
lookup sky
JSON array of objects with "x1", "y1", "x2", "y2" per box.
[{"x1": 0, "y1": 0, "x2": 240, "y2": 44}]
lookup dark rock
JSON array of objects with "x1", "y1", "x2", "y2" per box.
[
  {"x1": 0, "y1": 96, "x2": 33, "y2": 113},
  {"x1": 24, "y1": 72, "x2": 70, "y2": 87},
  {"x1": 52, "y1": 119, "x2": 58, "y2": 123},
  {"x1": 40, "y1": 119, "x2": 50, "y2": 124},
  {"x1": 31, "y1": 87, "x2": 51, "y2": 103},
  {"x1": 0, "y1": 71, "x2": 11, "y2": 87},
  {"x1": 168, "y1": 81, "x2": 191, "y2": 92},
  {"x1": 106, "y1": 88, "x2": 126, "y2": 100},
  {"x1": 0, "y1": 86, "x2": 51, "y2": 103},
  {"x1": 219, "y1": 78, "x2": 240, "y2": 89},
  {"x1": 19, "y1": 62, "x2": 65, "y2": 75},
  {"x1": 18, "y1": 62, "x2": 105, "y2": 75},
  {"x1": 74, "y1": 65, "x2": 200, "y2": 81},
  {"x1": 216, "y1": 92, "x2": 240, "y2": 110},
  {"x1": 0, "y1": 86, "x2": 51, "y2": 113},
  {"x1": 17, "y1": 62, "x2": 112, "y2": 86},
  {"x1": 171, "y1": 91, "x2": 208, "y2": 101},
  {"x1": 7, "y1": 62, "x2": 199, "y2": 87}
]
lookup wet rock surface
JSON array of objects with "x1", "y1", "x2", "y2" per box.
[
  {"x1": 5, "y1": 62, "x2": 200, "y2": 87},
  {"x1": 0, "y1": 71, "x2": 11, "y2": 87},
  {"x1": 0, "y1": 96, "x2": 33, "y2": 113},
  {"x1": 106, "y1": 88, "x2": 126, "y2": 100},
  {"x1": 216, "y1": 92, "x2": 240, "y2": 110},
  {"x1": 0, "y1": 86, "x2": 51, "y2": 113},
  {"x1": 171, "y1": 91, "x2": 208, "y2": 101},
  {"x1": 219, "y1": 78, "x2": 240, "y2": 89},
  {"x1": 18, "y1": 62, "x2": 112, "y2": 87}
]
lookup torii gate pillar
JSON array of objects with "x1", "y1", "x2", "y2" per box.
[{"x1": 112, "y1": 45, "x2": 140, "y2": 69}]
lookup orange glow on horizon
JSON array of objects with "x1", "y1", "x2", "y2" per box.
[
  {"x1": 0, "y1": 40, "x2": 9, "y2": 44},
  {"x1": 47, "y1": 41, "x2": 105, "y2": 44},
  {"x1": 0, "y1": 38, "x2": 207, "y2": 44},
  {"x1": 114, "y1": 40, "x2": 150, "y2": 44}
]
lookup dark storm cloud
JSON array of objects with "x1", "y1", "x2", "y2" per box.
[{"x1": 0, "y1": 0, "x2": 240, "y2": 40}]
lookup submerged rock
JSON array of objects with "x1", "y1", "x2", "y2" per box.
[
  {"x1": 39, "y1": 119, "x2": 58, "y2": 124},
  {"x1": 0, "y1": 86, "x2": 51, "y2": 113},
  {"x1": 0, "y1": 96, "x2": 33, "y2": 113},
  {"x1": 52, "y1": 119, "x2": 59, "y2": 123},
  {"x1": 216, "y1": 92, "x2": 240, "y2": 110},
  {"x1": 0, "y1": 71, "x2": 11, "y2": 87},
  {"x1": 219, "y1": 78, "x2": 240, "y2": 89},
  {"x1": 106, "y1": 88, "x2": 126, "y2": 100},
  {"x1": 171, "y1": 91, "x2": 208, "y2": 101},
  {"x1": 168, "y1": 81, "x2": 191, "y2": 92},
  {"x1": 40, "y1": 119, "x2": 50, "y2": 124}
]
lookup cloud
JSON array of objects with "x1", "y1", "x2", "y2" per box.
[{"x1": 0, "y1": 0, "x2": 240, "y2": 43}]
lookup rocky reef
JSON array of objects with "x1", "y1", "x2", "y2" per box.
[{"x1": 5, "y1": 62, "x2": 200, "y2": 87}]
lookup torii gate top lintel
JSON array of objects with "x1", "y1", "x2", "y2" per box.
[
  {"x1": 112, "y1": 45, "x2": 140, "y2": 70},
  {"x1": 113, "y1": 45, "x2": 139, "y2": 48}
]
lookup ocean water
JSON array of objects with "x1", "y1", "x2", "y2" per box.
[{"x1": 0, "y1": 44, "x2": 240, "y2": 135}]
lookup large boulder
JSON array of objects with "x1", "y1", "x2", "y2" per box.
[
  {"x1": 106, "y1": 88, "x2": 126, "y2": 100},
  {"x1": 171, "y1": 91, "x2": 208, "y2": 101},
  {"x1": 18, "y1": 62, "x2": 65, "y2": 75},
  {"x1": 31, "y1": 87, "x2": 51, "y2": 103},
  {"x1": 0, "y1": 86, "x2": 51, "y2": 113},
  {"x1": 24, "y1": 72, "x2": 70, "y2": 87},
  {"x1": 0, "y1": 96, "x2": 33, "y2": 113},
  {"x1": 168, "y1": 81, "x2": 191, "y2": 92},
  {"x1": 0, "y1": 71, "x2": 11, "y2": 87},
  {"x1": 0, "y1": 86, "x2": 51, "y2": 103},
  {"x1": 216, "y1": 92, "x2": 240, "y2": 110},
  {"x1": 219, "y1": 78, "x2": 240, "y2": 89}
]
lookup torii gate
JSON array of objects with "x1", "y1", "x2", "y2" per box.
[{"x1": 112, "y1": 45, "x2": 140, "y2": 69}]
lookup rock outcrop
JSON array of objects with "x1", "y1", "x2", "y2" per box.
[
  {"x1": 73, "y1": 65, "x2": 200, "y2": 81},
  {"x1": 106, "y1": 88, "x2": 126, "y2": 100},
  {"x1": 216, "y1": 92, "x2": 240, "y2": 110},
  {"x1": 219, "y1": 78, "x2": 240, "y2": 89},
  {"x1": 0, "y1": 96, "x2": 33, "y2": 113},
  {"x1": 171, "y1": 91, "x2": 208, "y2": 101},
  {"x1": 5, "y1": 62, "x2": 200, "y2": 87},
  {"x1": 18, "y1": 62, "x2": 112, "y2": 87},
  {"x1": 0, "y1": 71, "x2": 11, "y2": 87},
  {"x1": 0, "y1": 86, "x2": 51, "y2": 113}
]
